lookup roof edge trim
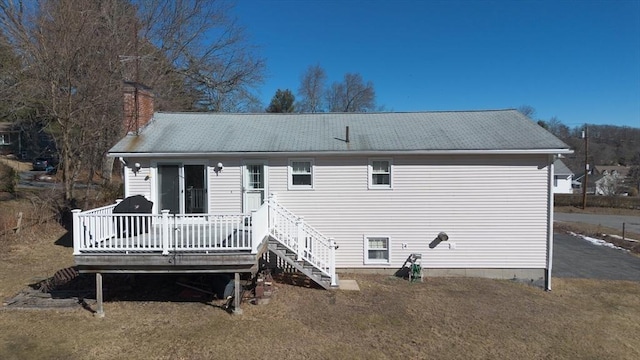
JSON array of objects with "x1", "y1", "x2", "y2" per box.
[{"x1": 109, "y1": 149, "x2": 574, "y2": 158}]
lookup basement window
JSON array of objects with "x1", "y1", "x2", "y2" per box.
[
  {"x1": 289, "y1": 159, "x2": 314, "y2": 189},
  {"x1": 364, "y1": 236, "x2": 390, "y2": 265}
]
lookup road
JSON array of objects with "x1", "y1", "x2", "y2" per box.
[
  {"x1": 553, "y1": 232, "x2": 640, "y2": 281},
  {"x1": 17, "y1": 170, "x2": 61, "y2": 190},
  {"x1": 555, "y1": 212, "x2": 640, "y2": 235}
]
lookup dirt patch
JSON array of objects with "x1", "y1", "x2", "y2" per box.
[{"x1": 2, "y1": 271, "x2": 257, "y2": 314}]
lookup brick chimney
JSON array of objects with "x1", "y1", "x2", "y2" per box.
[{"x1": 123, "y1": 82, "x2": 154, "y2": 135}]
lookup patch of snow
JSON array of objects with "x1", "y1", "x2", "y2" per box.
[
  {"x1": 568, "y1": 232, "x2": 629, "y2": 252},
  {"x1": 605, "y1": 234, "x2": 639, "y2": 242}
]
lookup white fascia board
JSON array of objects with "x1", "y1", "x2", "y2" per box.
[{"x1": 109, "y1": 149, "x2": 574, "y2": 158}]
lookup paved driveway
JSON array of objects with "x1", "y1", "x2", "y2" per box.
[
  {"x1": 555, "y1": 212, "x2": 640, "y2": 234},
  {"x1": 553, "y1": 233, "x2": 640, "y2": 281}
]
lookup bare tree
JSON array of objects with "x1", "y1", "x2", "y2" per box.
[
  {"x1": 135, "y1": 0, "x2": 265, "y2": 112},
  {"x1": 0, "y1": 0, "x2": 265, "y2": 203},
  {"x1": 326, "y1": 73, "x2": 375, "y2": 112},
  {"x1": 297, "y1": 64, "x2": 326, "y2": 113},
  {"x1": 546, "y1": 116, "x2": 570, "y2": 140},
  {"x1": 517, "y1": 105, "x2": 536, "y2": 119}
]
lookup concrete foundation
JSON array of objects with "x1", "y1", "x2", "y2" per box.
[{"x1": 337, "y1": 267, "x2": 546, "y2": 282}]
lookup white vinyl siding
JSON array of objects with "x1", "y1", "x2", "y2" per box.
[
  {"x1": 124, "y1": 154, "x2": 550, "y2": 271},
  {"x1": 124, "y1": 158, "x2": 151, "y2": 200},
  {"x1": 368, "y1": 158, "x2": 392, "y2": 189},
  {"x1": 207, "y1": 158, "x2": 242, "y2": 213},
  {"x1": 269, "y1": 154, "x2": 550, "y2": 270}
]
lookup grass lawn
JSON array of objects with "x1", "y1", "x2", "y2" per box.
[{"x1": 1, "y1": 222, "x2": 640, "y2": 359}]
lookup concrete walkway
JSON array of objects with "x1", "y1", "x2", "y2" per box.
[{"x1": 553, "y1": 233, "x2": 640, "y2": 281}]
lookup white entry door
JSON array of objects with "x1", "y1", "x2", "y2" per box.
[{"x1": 243, "y1": 162, "x2": 267, "y2": 212}]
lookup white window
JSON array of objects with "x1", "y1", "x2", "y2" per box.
[
  {"x1": 364, "y1": 236, "x2": 390, "y2": 264},
  {"x1": 368, "y1": 158, "x2": 392, "y2": 189},
  {"x1": 289, "y1": 159, "x2": 314, "y2": 189}
]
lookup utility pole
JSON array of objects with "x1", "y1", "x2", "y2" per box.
[{"x1": 581, "y1": 126, "x2": 589, "y2": 209}]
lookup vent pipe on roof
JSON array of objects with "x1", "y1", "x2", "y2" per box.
[{"x1": 346, "y1": 126, "x2": 350, "y2": 143}]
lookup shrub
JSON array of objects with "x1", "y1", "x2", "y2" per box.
[{"x1": 0, "y1": 162, "x2": 18, "y2": 195}]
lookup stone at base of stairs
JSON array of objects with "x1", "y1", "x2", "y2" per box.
[{"x1": 337, "y1": 279, "x2": 360, "y2": 291}]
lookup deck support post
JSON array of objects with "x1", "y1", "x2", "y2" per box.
[
  {"x1": 233, "y1": 272, "x2": 242, "y2": 315},
  {"x1": 95, "y1": 273, "x2": 105, "y2": 318}
]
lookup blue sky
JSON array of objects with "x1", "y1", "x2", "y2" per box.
[{"x1": 232, "y1": 0, "x2": 640, "y2": 128}]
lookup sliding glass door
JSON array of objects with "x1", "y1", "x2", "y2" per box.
[{"x1": 157, "y1": 163, "x2": 206, "y2": 214}]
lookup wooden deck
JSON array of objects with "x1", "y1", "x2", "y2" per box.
[
  {"x1": 73, "y1": 197, "x2": 336, "y2": 286},
  {"x1": 74, "y1": 220, "x2": 269, "y2": 274},
  {"x1": 75, "y1": 245, "x2": 268, "y2": 274}
]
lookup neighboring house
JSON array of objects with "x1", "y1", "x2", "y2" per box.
[
  {"x1": 72, "y1": 87, "x2": 571, "y2": 314},
  {"x1": 553, "y1": 159, "x2": 574, "y2": 194},
  {"x1": 0, "y1": 122, "x2": 16, "y2": 155},
  {"x1": 593, "y1": 165, "x2": 629, "y2": 196}
]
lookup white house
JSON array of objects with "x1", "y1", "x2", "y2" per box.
[
  {"x1": 72, "y1": 87, "x2": 571, "y2": 313},
  {"x1": 594, "y1": 165, "x2": 629, "y2": 195},
  {"x1": 553, "y1": 159, "x2": 574, "y2": 194}
]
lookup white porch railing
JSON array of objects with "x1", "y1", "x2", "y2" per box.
[
  {"x1": 266, "y1": 194, "x2": 337, "y2": 286},
  {"x1": 73, "y1": 195, "x2": 337, "y2": 286},
  {"x1": 73, "y1": 203, "x2": 254, "y2": 255}
]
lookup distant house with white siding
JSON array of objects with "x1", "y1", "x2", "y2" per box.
[
  {"x1": 72, "y1": 86, "x2": 572, "y2": 302},
  {"x1": 553, "y1": 159, "x2": 574, "y2": 194}
]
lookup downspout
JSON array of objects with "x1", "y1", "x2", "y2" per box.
[
  {"x1": 119, "y1": 157, "x2": 128, "y2": 198},
  {"x1": 545, "y1": 155, "x2": 555, "y2": 291}
]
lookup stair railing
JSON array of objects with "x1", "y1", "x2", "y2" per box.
[{"x1": 266, "y1": 194, "x2": 337, "y2": 286}]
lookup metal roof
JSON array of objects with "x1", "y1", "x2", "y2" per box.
[{"x1": 109, "y1": 110, "x2": 571, "y2": 155}]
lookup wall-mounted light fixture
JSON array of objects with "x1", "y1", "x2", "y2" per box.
[
  {"x1": 428, "y1": 231, "x2": 450, "y2": 249},
  {"x1": 214, "y1": 162, "x2": 224, "y2": 175},
  {"x1": 132, "y1": 162, "x2": 141, "y2": 175}
]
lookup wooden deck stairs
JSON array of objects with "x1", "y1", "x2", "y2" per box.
[
  {"x1": 263, "y1": 195, "x2": 338, "y2": 290},
  {"x1": 267, "y1": 239, "x2": 336, "y2": 290}
]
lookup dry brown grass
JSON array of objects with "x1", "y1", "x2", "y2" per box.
[
  {"x1": 0, "y1": 156, "x2": 32, "y2": 173},
  {"x1": 555, "y1": 205, "x2": 640, "y2": 217},
  {"x1": 0, "y1": 196, "x2": 639, "y2": 359},
  {"x1": 1, "y1": 218, "x2": 640, "y2": 359}
]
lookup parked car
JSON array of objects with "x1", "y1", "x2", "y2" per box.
[
  {"x1": 45, "y1": 164, "x2": 57, "y2": 175},
  {"x1": 32, "y1": 158, "x2": 50, "y2": 171}
]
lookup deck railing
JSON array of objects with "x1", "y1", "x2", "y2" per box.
[
  {"x1": 73, "y1": 203, "x2": 254, "y2": 255},
  {"x1": 267, "y1": 194, "x2": 337, "y2": 286},
  {"x1": 73, "y1": 195, "x2": 337, "y2": 286}
]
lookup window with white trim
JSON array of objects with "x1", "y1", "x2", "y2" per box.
[
  {"x1": 368, "y1": 158, "x2": 392, "y2": 189},
  {"x1": 289, "y1": 159, "x2": 314, "y2": 189},
  {"x1": 364, "y1": 236, "x2": 390, "y2": 264}
]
